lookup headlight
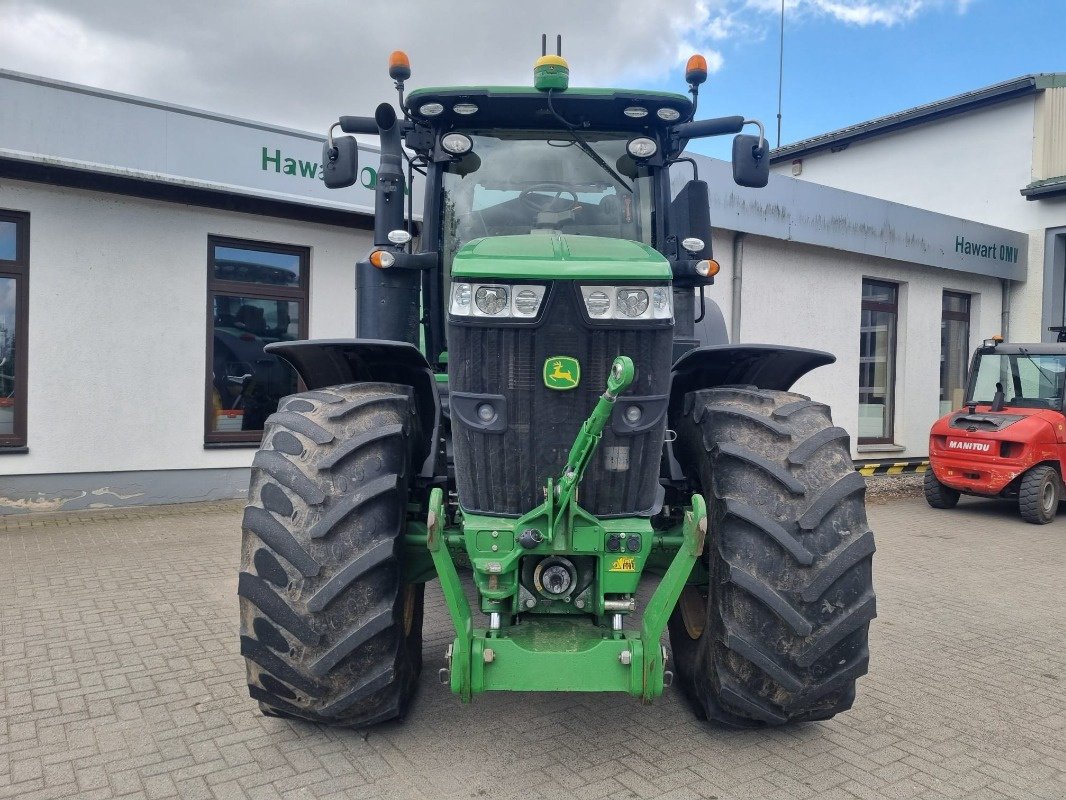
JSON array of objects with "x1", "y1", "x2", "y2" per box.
[
  {"x1": 616, "y1": 288, "x2": 649, "y2": 317},
  {"x1": 474, "y1": 285, "x2": 509, "y2": 315},
  {"x1": 657, "y1": 107, "x2": 681, "y2": 121},
  {"x1": 585, "y1": 291, "x2": 610, "y2": 317},
  {"x1": 450, "y1": 283, "x2": 546, "y2": 318},
  {"x1": 451, "y1": 283, "x2": 472, "y2": 312},
  {"x1": 452, "y1": 103, "x2": 478, "y2": 115},
  {"x1": 580, "y1": 285, "x2": 671, "y2": 321},
  {"x1": 626, "y1": 137, "x2": 657, "y2": 159},
  {"x1": 623, "y1": 106, "x2": 648, "y2": 118},
  {"x1": 441, "y1": 133, "x2": 473, "y2": 155},
  {"x1": 418, "y1": 102, "x2": 444, "y2": 117}
]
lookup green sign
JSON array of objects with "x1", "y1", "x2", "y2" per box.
[{"x1": 544, "y1": 356, "x2": 580, "y2": 390}]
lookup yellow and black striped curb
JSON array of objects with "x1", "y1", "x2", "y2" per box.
[{"x1": 854, "y1": 459, "x2": 930, "y2": 477}]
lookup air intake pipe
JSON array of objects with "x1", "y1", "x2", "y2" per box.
[{"x1": 356, "y1": 103, "x2": 420, "y2": 346}]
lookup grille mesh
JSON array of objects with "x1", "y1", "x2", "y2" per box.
[{"x1": 449, "y1": 285, "x2": 671, "y2": 516}]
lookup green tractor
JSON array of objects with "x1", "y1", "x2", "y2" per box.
[{"x1": 237, "y1": 40, "x2": 875, "y2": 728}]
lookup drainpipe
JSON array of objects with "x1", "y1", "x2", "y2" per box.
[
  {"x1": 1000, "y1": 278, "x2": 1011, "y2": 340},
  {"x1": 731, "y1": 232, "x2": 746, "y2": 343}
]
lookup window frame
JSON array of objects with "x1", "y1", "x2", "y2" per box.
[
  {"x1": 940, "y1": 291, "x2": 971, "y2": 414},
  {"x1": 0, "y1": 210, "x2": 29, "y2": 451},
  {"x1": 204, "y1": 235, "x2": 309, "y2": 446},
  {"x1": 858, "y1": 278, "x2": 899, "y2": 446}
]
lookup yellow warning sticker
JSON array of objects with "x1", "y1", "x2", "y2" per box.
[{"x1": 609, "y1": 556, "x2": 637, "y2": 573}]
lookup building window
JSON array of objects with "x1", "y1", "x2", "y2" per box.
[
  {"x1": 206, "y1": 236, "x2": 308, "y2": 445},
  {"x1": 0, "y1": 210, "x2": 29, "y2": 449},
  {"x1": 940, "y1": 292, "x2": 971, "y2": 415},
  {"x1": 858, "y1": 279, "x2": 898, "y2": 444}
]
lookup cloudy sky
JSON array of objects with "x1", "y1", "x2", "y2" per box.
[{"x1": 0, "y1": 1, "x2": 1061, "y2": 157}]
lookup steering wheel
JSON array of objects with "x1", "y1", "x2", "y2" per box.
[{"x1": 518, "y1": 183, "x2": 579, "y2": 213}]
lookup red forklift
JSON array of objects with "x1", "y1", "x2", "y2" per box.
[{"x1": 925, "y1": 329, "x2": 1066, "y2": 524}]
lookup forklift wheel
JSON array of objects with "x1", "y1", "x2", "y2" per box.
[
  {"x1": 238, "y1": 383, "x2": 424, "y2": 727},
  {"x1": 923, "y1": 471, "x2": 960, "y2": 509},
  {"x1": 668, "y1": 386, "x2": 875, "y2": 727},
  {"x1": 1019, "y1": 465, "x2": 1061, "y2": 525}
]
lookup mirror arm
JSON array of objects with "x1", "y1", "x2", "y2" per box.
[
  {"x1": 743, "y1": 119, "x2": 766, "y2": 154},
  {"x1": 666, "y1": 156, "x2": 699, "y2": 182},
  {"x1": 325, "y1": 122, "x2": 342, "y2": 160}
]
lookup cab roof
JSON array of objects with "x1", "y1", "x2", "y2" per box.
[
  {"x1": 407, "y1": 86, "x2": 692, "y2": 131},
  {"x1": 980, "y1": 343, "x2": 1066, "y2": 355}
]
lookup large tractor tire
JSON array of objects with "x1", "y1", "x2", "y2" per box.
[
  {"x1": 668, "y1": 387, "x2": 876, "y2": 727},
  {"x1": 1018, "y1": 464, "x2": 1060, "y2": 525},
  {"x1": 238, "y1": 383, "x2": 424, "y2": 727}
]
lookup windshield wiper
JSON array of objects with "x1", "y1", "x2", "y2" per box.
[{"x1": 546, "y1": 90, "x2": 633, "y2": 193}]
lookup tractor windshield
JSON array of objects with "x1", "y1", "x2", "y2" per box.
[
  {"x1": 440, "y1": 130, "x2": 654, "y2": 276},
  {"x1": 968, "y1": 352, "x2": 1066, "y2": 410}
]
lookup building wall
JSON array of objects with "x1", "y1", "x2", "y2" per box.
[
  {"x1": 772, "y1": 96, "x2": 1066, "y2": 342},
  {"x1": 0, "y1": 178, "x2": 368, "y2": 482},
  {"x1": 723, "y1": 235, "x2": 1001, "y2": 459}
]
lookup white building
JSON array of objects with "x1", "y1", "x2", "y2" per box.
[
  {"x1": 0, "y1": 70, "x2": 1029, "y2": 512},
  {"x1": 771, "y1": 73, "x2": 1066, "y2": 344}
]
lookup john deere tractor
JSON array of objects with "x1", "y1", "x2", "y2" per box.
[{"x1": 237, "y1": 40, "x2": 876, "y2": 728}]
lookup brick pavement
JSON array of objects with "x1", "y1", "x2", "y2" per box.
[{"x1": 0, "y1": 495, "x2": 1063, "y2": 800}]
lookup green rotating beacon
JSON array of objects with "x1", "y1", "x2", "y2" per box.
[{"x1": 237, "y1": 38, "x2": 876, "y2": 728}]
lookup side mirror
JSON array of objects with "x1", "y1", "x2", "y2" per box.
[
  {"x1": 322, "y1": 135, "x2": 359, "y2": 189},
  {"x1": 670, "y1": 179, "x2": 712, "y2": 258},
  {"x1": 732, "y1": 134, "x2": 769, "y2": 188}
]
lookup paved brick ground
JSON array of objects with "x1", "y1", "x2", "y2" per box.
[{"x1": 0, "y1": 495, "x2": 1063, "y2": 800}]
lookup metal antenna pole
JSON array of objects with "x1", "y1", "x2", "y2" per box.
[{"x1": 776, "y1": 0, "x2": 785, "y2": 148}]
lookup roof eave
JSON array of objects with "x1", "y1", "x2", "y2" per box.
[{"x1": 770, "y1": 74, "x2": 1052, "y2": 164}]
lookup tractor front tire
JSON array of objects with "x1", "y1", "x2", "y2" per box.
[
  {"x1": 1019, "y1": 465, "x2": 1060, "y2": 525},
  {"x1": 668, "y1": 387, "x2": 876, "y2": 727},
  {"x1": 238, "y1": 383, "x2": 424, "y2": 727},
  {"x1": 923, "y1": 471, "x2": 960, "y2": 509}
]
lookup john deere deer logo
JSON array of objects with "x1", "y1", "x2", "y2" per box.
[{"x1": 544, "y1": 356, "x2": 580, "y2": 390}]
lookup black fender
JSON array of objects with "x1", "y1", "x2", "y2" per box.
[
  {"x1": 662, "y1": 344, "x2": 835, "y2": 485},
  {"x1": 670, "y1": 344, "x2": 835, "y2": 401},
  {"x1": 265, "y1": 339, "x2": 442, "y2": 482}
]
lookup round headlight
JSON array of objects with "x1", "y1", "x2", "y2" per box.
[
  {"x1": 626, "y1": 137, "x2": 657, "y2": 159},
  {"x1": 452, "y1": 103, "x2": 478, "y2": 115},
  {"x1": 657, "y1": 107, "x2": 681, "y2": 121},
  {"x1": 624, "y1": 405, "x2": 643, "y2": 424},
  {"x1": 476, "y1": 403, "x2": 496, "y2": 423},
  {"x1": 418, "y1": 102, "x2": 444, "y2": 117},
  {"x1": 514, "y1": 289, "x2": 540, "y2": 315},
  {"x1": 474, "y1": 285, "x2": 509, "y2": 315},
  {"x1": 624, "y1": 106, "x2": 648, "y2": 118},
  {"x1": 616, "y1": 288, "x2": 649, "y2": 317},
  {"x1": 585, "y1": 291, "x2": 610, "y2": 317},
  {"x1": 441, "y1": 133, "x2": 473, "y2": 155},
  {"x1": 453, "y1": 283, "x2": 471, "y2": 308}
]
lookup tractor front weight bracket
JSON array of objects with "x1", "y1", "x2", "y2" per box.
[{"x1": 424, "y1": 356, "x2": 708, "y2": 703}]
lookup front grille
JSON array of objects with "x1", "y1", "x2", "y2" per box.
[{"x1": 449, "y1": 283, "x2": 672, "y2": 516}]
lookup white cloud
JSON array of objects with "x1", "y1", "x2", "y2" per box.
[
  {"x1": 0, "y1": 0, "x2": 972, "y2": 132},
  {"x1": 0, "y1": 3, "x2": 187, "y2": 91}
]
